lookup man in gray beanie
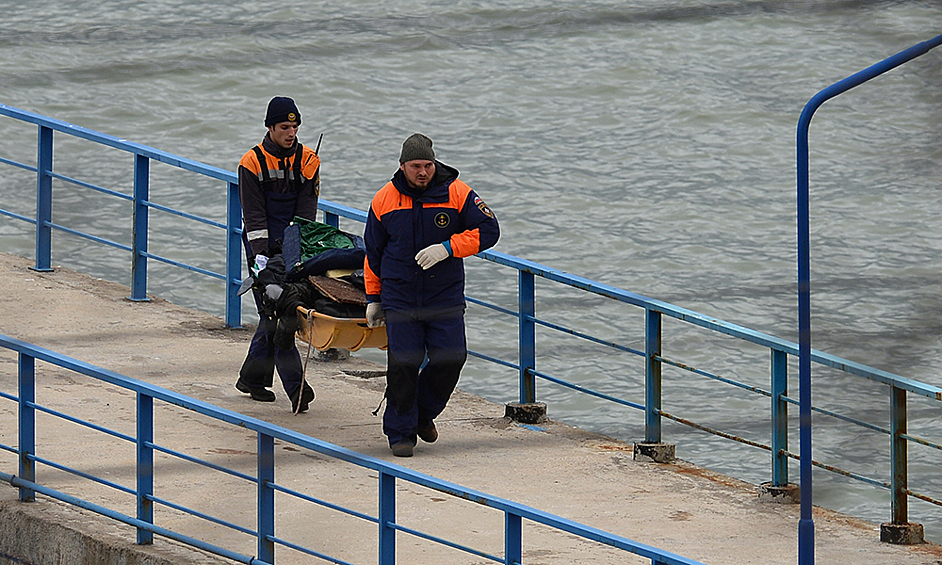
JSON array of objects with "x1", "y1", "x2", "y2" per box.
[
  {"x1": 363, "y1": 134, "x2": 500, "y2": 457},
  {"x1": 399, "y1": 133, "x2": 435, "y2": 164}
]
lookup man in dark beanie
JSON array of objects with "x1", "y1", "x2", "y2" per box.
[
  {"x1": 235, "y1": 96, "x2": 318, "y2": 414},
  {"x1": 265, "y1": 96, "x2": 301, "y2": 127},
  {"x1": 363, "y1": 134, "x2": 500, "y2": 457}
]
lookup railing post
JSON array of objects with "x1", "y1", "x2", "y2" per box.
[
  {"x1": 890, "y1": 386, "x2": 907, "y2": 524},
  {"x1": 257, "y1": 432, "x2": 275, "y2": 564},
  {"x1": 758, "y1": 349, "x2": 800, "y2": 503},
  {"x1": 378, "y1": 471, "x2": 396, "y2": 565},
  {"x1": 226, "y1": 179, "x2": 243, "y2": 328},
  {"x1": 18, "y1": 353, "x2": 36, "y2": 502},
  {"x1": 771, "y1": 349, "x2": 789, "y2": 486},
  {"x1": 505, "y1": 512, "x2": 521, "y2": 565},
  {"x1": 33, "y1": 125, "x2": 53, "y2": 272},
  {"x1": 129, "y1": 154, "x2": 150, "y2": 302},
  {"x1": 880, "y1": 386, "x2": 923, "y2": 544},
  {"x1": 136, "y1": 392, "x2": 154, "y2": 545},
  {"x1": 644, "y1": 308, "x2": 662, "y2": 443},
  {"x1": 635, "y1": 308, "x2": 672, "y2": 465},
  {"x1": 323, "y1": 210, "x2": 340, "y2": 229},
  {"x1": 518, "y1": 270, "x2": 536, "y2": 404}
]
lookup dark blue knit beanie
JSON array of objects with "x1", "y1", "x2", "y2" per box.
[{"x1": 265, "y1": 97, "x2": 301, "y2": 127}]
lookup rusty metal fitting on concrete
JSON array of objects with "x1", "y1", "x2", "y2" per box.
[
  {"x1": 633, "y1": 442, "x2": 675, "y2": 463},
  {"x1": 311, "y1": 347, "x2": 350, "y2": 362},
  {"x1": 504, "y1": 402, "x2": 547, "y2": 424},
  {"x1": 757, "y1": 482, "x2": 800, "y2": 504},
  {"x1": 880, "y1": 522, "x2": 924, "y2": 545}
]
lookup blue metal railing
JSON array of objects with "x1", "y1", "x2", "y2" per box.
[
  {"x1": 795, "y1": 32, "x2": 942, "y2": 563},
  {"x1": 0, "y1": 102, "x2": 369, "y2": 327},
  {"x1": 0, "y1": 334, "x2": 705, "y2": 565},
  {"x1": 2, "y1": 35, "x2": 942, "y2": 558},
  {"x1": 0, "y1": 104, "x2": 245, "y2": 326}
]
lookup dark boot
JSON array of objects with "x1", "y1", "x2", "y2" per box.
[
  {"x1": 416, "y1": 423, "x2": 438, "y2": 443},
  {"x1": 290, "y1": 382, "x2": 315, "y2": 413},
  {"x1": 235, "y1": 378, "x2": 276, "y2": 402},
  {"x1": 390, "y1": 441, "x2": 415, "y2": 457}
]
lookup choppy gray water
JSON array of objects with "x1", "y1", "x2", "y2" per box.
[{"x1": 1, "y1": 0, "x2": 941, "y2": 542}]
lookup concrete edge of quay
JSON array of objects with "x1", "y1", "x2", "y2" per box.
[{"x1": 0, "y1": 496, "x2": 228, "y2": 565}]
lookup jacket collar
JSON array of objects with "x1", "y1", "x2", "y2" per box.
[{"x1": 261, "y1": 133, "x2": 298, "y2": 159}]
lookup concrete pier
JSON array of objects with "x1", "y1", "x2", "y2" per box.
[{"x1": 1, "y1": 251, "x2": 940, "y2": 565}]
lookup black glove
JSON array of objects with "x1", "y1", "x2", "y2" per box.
[{"x1": 255, "y1": 254, "x2": 286, "y2": 288}]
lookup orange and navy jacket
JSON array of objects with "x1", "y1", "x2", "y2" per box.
[
  {"x1": 363, "y1": 162, "x2": 499, "y2": 311},
  {"x1": 238, "y1": 134, "x2": 320, "y2": 258}
]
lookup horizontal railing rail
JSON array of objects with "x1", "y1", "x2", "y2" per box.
[
  {"x1": 2, "y1": 102, "x2": 941, "y2": 546},
  {"x1": 0, "y1": 334, "x2": 705, "y2": 565},
  {"x1": 472, "y1": 249, "x2": 942, "y2": 505}
]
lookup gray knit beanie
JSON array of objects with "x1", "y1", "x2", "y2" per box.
[{"x1": 399, "y1": 133, "x2": 435, "y2": 163}]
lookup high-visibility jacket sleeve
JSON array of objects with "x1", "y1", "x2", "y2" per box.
[
  {"x1": 238, "y1": 155, "x2": 269, "y2": 257},
  {"x1": 363, "y1": 196, "x2": 389, "y2": 302},
  {"x1": 447, "y1": 180, "x2": 500, "y2": 259},
  {"x1": 294, "y1": 146, "x2": 321, "y2": 221}
]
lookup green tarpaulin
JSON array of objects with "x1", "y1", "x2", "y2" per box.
[{"x1": 292, "y1": 216, "x2": 354, "y2": 261}]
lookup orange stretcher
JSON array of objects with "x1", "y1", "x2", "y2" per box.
[{"x1": 296, "y1": 306, "x2": 387, "y2": 351}]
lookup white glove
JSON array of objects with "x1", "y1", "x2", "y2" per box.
[
  {"x1": 415, "y1": 243, "x2": 450, "y2": 270},
  {"x1": 252, "y1": 254, "x2": 269, "y2": 276},
  {"x1": 366, "y1": 302, "x2": 385, "y2": 327}
]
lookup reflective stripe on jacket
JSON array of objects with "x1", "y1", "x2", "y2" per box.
[{"x1": 238, "y1": 134, "x2": 320, "y2": 257}]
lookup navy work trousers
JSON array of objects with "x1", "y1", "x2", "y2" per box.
[
  {"x1": 382, "y1": 307, "x2": 467, "y2": 447},
  {"x1": 239, "y1": 232, "x2": 303, "y2": 398},
  {"x1": 239, "y1": 290, "x2": 304, "y2": 399}
]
